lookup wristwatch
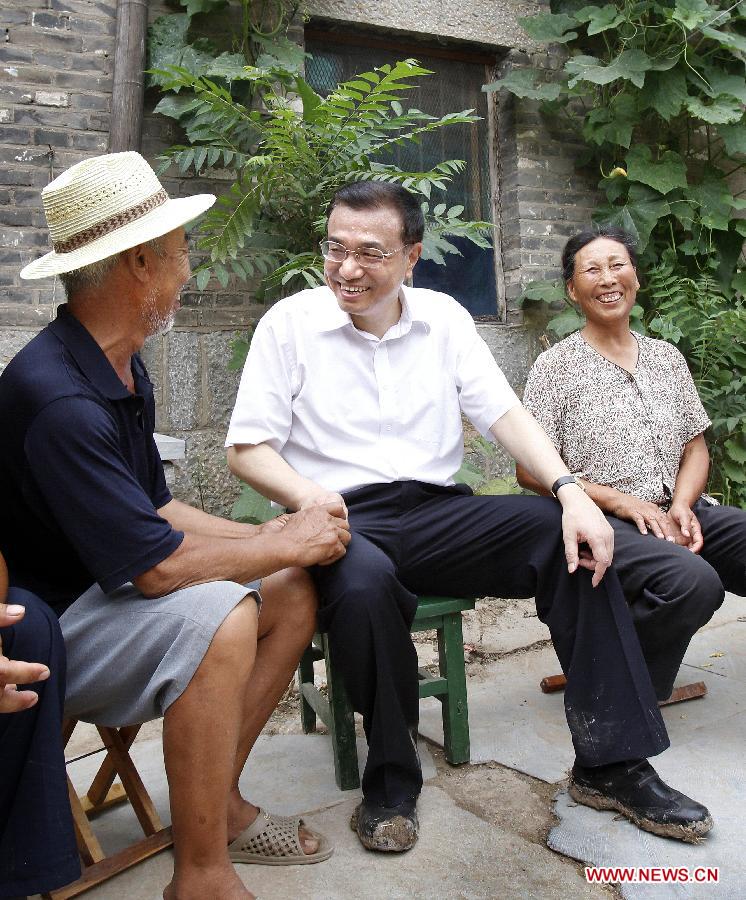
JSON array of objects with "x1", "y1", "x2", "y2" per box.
[{"x1": 550, "y1": 475, "x2": 585, "y2": 498}]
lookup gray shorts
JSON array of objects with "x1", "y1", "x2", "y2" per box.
[{"x1": 60, "y1": 579, "x2": 261, "y2": 726}]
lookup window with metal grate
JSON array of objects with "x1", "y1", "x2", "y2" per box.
[{"x1": 304, "y1": 30, "x2": 499, "y2": 316}]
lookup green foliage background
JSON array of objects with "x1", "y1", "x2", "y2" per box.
[
  {"x1": 485, "y1": 0, "x2": 746, "y2": 506},
  {"x1": 148, "y1": 0, "x2": 491, "y2": 300}
]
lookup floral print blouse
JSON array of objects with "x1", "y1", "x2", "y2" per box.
[{"x1": 522, "y1": 331, "x2": 711, "y2": 507}]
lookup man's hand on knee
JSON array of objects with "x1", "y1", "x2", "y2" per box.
[
  {"x1": 0, "y1": 603, "x2": 50, "y2": 713},
  {"x1": 559, "y1": 492, "x2": 614, "y2": 587},
  {"x1": 271, "y1": 504, "x2": 351, "y2": 567}
]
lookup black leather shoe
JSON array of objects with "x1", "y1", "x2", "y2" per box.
[
  {"x1": 569, "y1": 758, "x2": 713, "y2": 843},
  {"x1": 350, "y1": 797, "x2": 419, "y2": 852}
]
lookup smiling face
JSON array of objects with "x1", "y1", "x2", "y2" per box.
[
  {"x1": 142, "y1": 227, "x2": 191, "y2": 336},
  {"x1": 324, "y1": 203, "x2": 422, "y2": 337},
  {"x1": 567, "y1": 236, "x2": 640, "y2": 328}
]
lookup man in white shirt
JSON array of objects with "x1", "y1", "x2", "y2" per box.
[{"x1": 226, "y1": 182, "x2": 712, "y2": 851}]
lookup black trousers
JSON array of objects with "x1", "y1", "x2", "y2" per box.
[
  {"x1": 0, "y1": 589, "x2": 80, "y2": 898},
  {"x1": 313, "y1": 482, "x2": 670, "y2": 806},
  {"x1": 610, "y1": 499, "x2": 746, "y2": 699}
]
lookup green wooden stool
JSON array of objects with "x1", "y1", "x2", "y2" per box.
[{"x1": 297, "y1": 594, "x2": 476, "y2": 791}]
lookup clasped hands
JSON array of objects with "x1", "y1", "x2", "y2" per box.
[
  {"x1": 1, "y1": 603, "x2": 50, "y2": 713},
  {"x1": 611, "y1": 494, "x2": 703, "y2": 553},
  {"x1": 259, "y1": 490, "x2": 351, "y2": 567}
]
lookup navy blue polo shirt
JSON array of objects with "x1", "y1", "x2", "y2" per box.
[{"x1": 0, "y1": 305, "x2": 184, "y2": 615}]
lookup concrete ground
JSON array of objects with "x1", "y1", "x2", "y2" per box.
[{"x1": 51, "y1": 593, "x2": 743, "y2": 900}]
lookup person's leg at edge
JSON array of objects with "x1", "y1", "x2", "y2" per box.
[
  {"x1": 224, "y1": 567, "x2": 322, "y2": 854},
  {"x1": 312, "y1": 511, "x2": 421, "y2": 852},
  {"x1": 0, "y1": 589, "x2": 80, "y2": 900},
  {"x1": 163, "y1": 595, "x2": 258, "y2": 900},
  {"x1": 399, "y1": 487, "x2": 711, "y2": 842}
]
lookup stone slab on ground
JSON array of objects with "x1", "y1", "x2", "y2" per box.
[
  {"x1": 66, "y1": 733, "x2": 436, "y2": 857},
  {"x1": 59, "y1": 785, "x2": 609, "y2": 900},
  {"x1": 419, "y1": 643, "x2": 574, "y2": 783},
  {"x1": 547, "y1": 595, "x2": 745, "y2": 899}
]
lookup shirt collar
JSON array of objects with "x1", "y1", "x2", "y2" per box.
[
  {"x1": 314, "y1": 284, "x2": 430, "y2": 336},
  {"x1": 47, "y1": 304, "x2": 137, "y2": 401}
]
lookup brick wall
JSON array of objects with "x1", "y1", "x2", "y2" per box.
[
  {"x1": 495, "y1": 48, "x2": 602, "y2": 322},
  {"x1": 0, "y1": 2, "x2": 600, "y2": 511},
  {"x1": 0, "y1": 0, "x2": 116, "y2": 314}
]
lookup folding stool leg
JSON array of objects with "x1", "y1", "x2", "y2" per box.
[
  {"x1": 322, "y1": 634, "x2": 360, "y2": 791},
  {"x1": 437, "y1": 613, "x2": 470, "y2": 765},
  {"x1": 297, "y1": 643, "x2": 317, "y2": 734},
  {"x1": 96, "y1": 725, "x2": 164, "y2": 835}
]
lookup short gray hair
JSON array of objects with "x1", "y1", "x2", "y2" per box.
[{"x1": 59, "y1": 236, "x2": 168, "y2": 298}]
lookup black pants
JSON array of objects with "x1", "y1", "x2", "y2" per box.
[
  {"x1": 313, "y1": 482, "x2": 670, "y2": 806},
  {"x1": 0, "y1": 589, "x2": 80, "y2": 898},
  {"x1": 610, "y1": 499, "x2": 746, "y2": 699}
]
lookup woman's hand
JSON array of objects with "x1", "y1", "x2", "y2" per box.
[
  {"x1": 607, "y1": 493, "x2": 680, "y2": 541},
  {"x1": 667, "y1": 502, "x2": 704, "y2": 553}
]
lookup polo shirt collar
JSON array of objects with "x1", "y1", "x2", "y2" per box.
[
  {"x1": 314, "y1": 284, "x2": 430, "y2": 336},
  {"x1": 48, "y1": 304, "x2": 134, "y2": 401}
]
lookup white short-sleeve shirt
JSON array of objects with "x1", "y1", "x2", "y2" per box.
[{"x1": 226, "y1": 285, "x2": 519, "y2": 494}]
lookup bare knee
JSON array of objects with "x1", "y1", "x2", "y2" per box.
[
  {"x1": 209, "y1": 597, "x2": 258, "y2": 670},
  {"x1": 261, "y1": 567, "x2": 317, "y2": 642}
]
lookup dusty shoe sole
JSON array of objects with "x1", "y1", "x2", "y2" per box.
[
  {"x1": 568, "y1": 782, "x2": 714, "y2": 844},
  {"x1": 350, "y1": 803, "x2": 418, "y2": 852}
]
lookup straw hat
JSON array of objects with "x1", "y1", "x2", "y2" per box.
[{"x1": 20, "y1": 151, "x2": 216, "y2": 280}]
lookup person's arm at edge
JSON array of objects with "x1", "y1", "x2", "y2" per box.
[
  {"x1": 517, "y1": 463, "x2": 681, "y2": 543},
  {"x1": 491, "y1": 404, "x2": 613, "y2": 586},
  {"x1": 134, "y1": 503, "x2": 350, "y2": 599},
  {"x1": 227, "y1": 443, "x2": 348, "y2": 517},
  {"x1": 668, "y1": 433, "x2": 709, "y2": 552}
]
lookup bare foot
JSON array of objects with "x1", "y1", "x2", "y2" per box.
[
  {"x1": 163, "y1": 866, "x2": 255, "y2": 900},
  {"x1": 228, "y1": 797, "x2": 320, "y2": 854}
]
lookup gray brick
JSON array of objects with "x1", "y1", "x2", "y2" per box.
[
  {"x1": 69, "y1": 130, "x2": 108, "y2": 151},
  {"x1": 0, "y1": 249, "x2": 23, "y2": 265},
  {"x1": 166, "y1": 331, "x2": 200, "y2": 430},
  {"x1": 33, "y1": 127, "x2": 71, "y2": 147},
  {"x1": 32, "y1": 49, "x2": 72, "y2": 69},
  {"x1": 0, "y1": 9, "x2": 30, "y2": 25},
  {"x1": 0, "y1": 228, "x2": 49, "y2": 248},
  {"x1": 0, "y1": 169, "x2": 34, "y2": 186},
  {"x1": 13, "y1": 26, "x2": 83, "y2": 52},
  {"x1": 1, "y1": 66, "x2": 53, "y2": 85},
  {"x1": 31, "y1": 11, "x2": 70, "y2": 30},
  {"x1": 81, "y1": 35, "x2": 114, "y2": 53},
  {"x1": 0, "y1": 45, "x2": 33, "y2": 63},
  {"x1": 69, "y1": 15, "x2": 115, "y2": 36},
  {"x1": 14, "y1": 107, "x2": 91, "y2": 128},
  {"x1": 73, "y1": 52, "x2": 111, "y2": 73},
  {"x1": 35, "y1": 89, "x2": 69, "y2": 106},
  {"x1": 0, "y1": 85, "x2": 33, "y2": 104},
  {"x1": 52, "y1": 70, "x2": 110, "y2": 91},
  {"x1": 51, "y1": 0, "x2": 116, "y2": 17},
  {"x1": 70, "y1": 91, "x2": 110, "y2": 111},
  {"x1": 0, "y1": 126, "x2": 32, "y2": 144}
]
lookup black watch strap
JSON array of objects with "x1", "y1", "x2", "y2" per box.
[{"x1": 551, "y1": 475, "x2": 584, "y2": 498}]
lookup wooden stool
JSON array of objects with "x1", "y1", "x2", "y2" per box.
[
  {"x1": 297, "y1": 595, "x2": 476, "y2": 790},
  {"x1": 43, "y1": 719, "x2": 173, "y2": 899}
]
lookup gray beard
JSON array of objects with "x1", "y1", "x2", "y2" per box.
[{"x1": 142, "y1": 288, "x2": 176, "y2": 337}]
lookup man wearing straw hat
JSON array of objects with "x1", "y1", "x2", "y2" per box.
[{"x1": 0, "y1": 151, "x2": 350, "y2": 900}]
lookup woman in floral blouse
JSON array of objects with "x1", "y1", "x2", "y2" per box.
[{"x1": 519, "y1": 227, "x2": 746, "y2": 704}]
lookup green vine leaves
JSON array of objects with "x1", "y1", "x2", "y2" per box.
[{"x1": 483, "y1": 0, "x2": 746, "y2": 505}]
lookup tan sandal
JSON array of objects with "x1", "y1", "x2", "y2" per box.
[{"x1": 228, "y1": 807, "x2": 333, "y2": 865}]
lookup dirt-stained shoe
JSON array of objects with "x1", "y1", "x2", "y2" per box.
[
  {"x1": 350, "y1": 798, "x2": 419, "y2": 852},
  {"x1": 569, "y1": 758, "x2": 713, "y2": 844}
]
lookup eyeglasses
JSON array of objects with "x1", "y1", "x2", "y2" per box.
[{"x1": 319, "y1": 240, "x2": 409, "y2": 269}]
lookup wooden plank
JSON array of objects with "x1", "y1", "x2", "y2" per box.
[
  {"x1": 659, "y1": 682, "x2": 707, "y2": 706},
  {"x1": 413, "y1": 596, "x2": 476, "y2": 622},
  {"x1": 80, "y1": 783, "x2": 127, "y2": 816},
  {"x1": 67, "y1": 777, "x2": 104, "y2": 867},
  {"x1": 96, "y1": 725, "x2": 163, "y2": 836},
  {"x1": 417, "y1": 669, "x2": 448, "y2": 699},
  {"x1": 45, "y1": 828, "x2": 173, "y2": 899},
  {"x1": 86, "y1": 724, "x2": 140, "y2": 809}
]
